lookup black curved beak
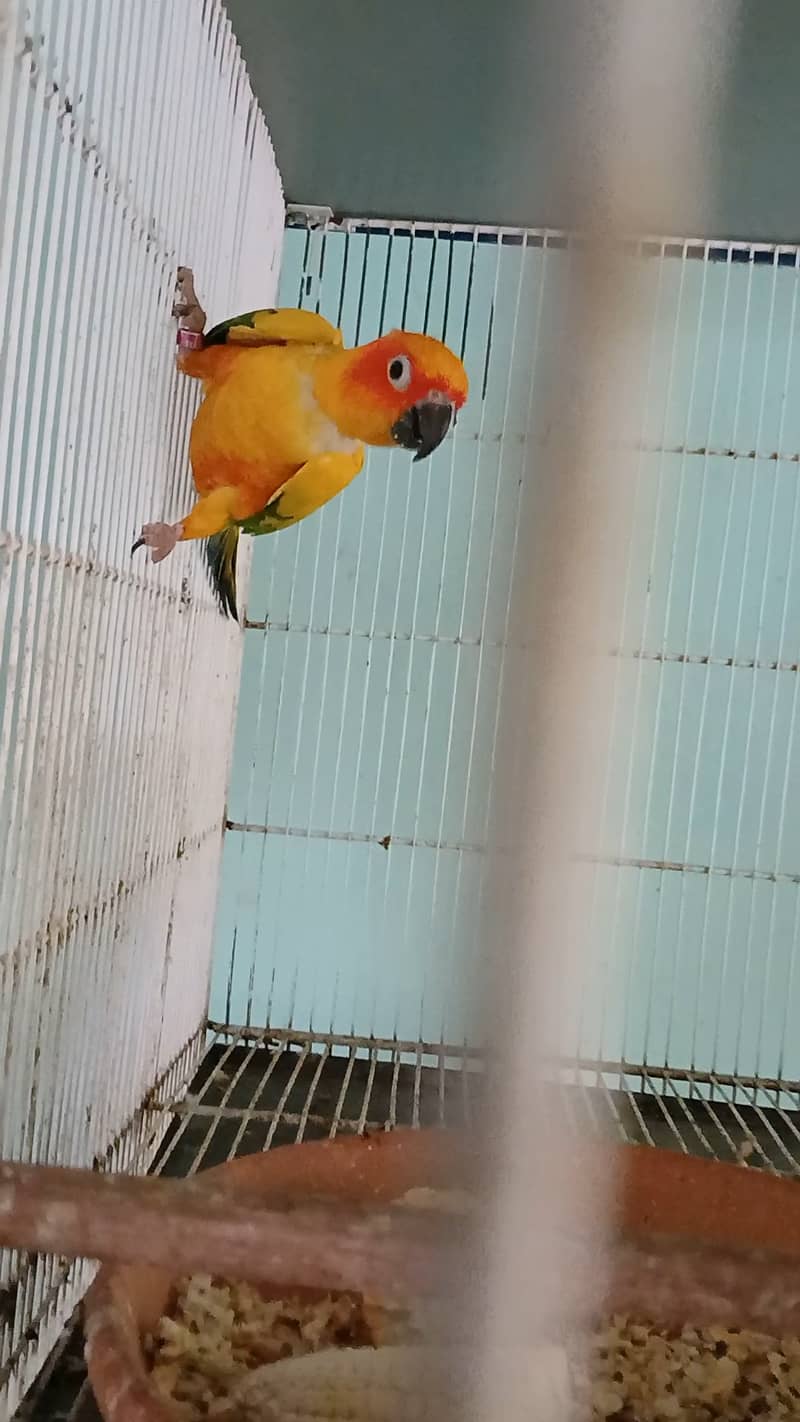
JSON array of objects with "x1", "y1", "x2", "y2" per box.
[{"x1": 391, "y1": 397, "x2": 454, "y2": 462}]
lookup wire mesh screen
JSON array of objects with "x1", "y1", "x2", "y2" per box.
[
  {"x1": 212, "y1": 218, "x2": 800, "y2": 1110},
  {"x1": 0, "y1": 0, "x2": 283, "y2": 1410}
]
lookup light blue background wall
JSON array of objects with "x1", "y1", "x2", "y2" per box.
[{"x1": 211, "y1": 227, "x2": 800, "y2": 1087}]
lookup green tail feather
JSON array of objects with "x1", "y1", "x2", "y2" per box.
[{"x1": 203, "y1": 527, "x2": 240, "y2": 621}]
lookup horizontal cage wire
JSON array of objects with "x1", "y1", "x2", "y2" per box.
[{"x1": 0, "y1": 0, "x2": 283, "y2": 1412}]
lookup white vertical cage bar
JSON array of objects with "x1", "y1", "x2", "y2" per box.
[
  {"x1": 310, "y1": 225, "x2": 398, "y2": 1038},
  {"x1": 724, "y1": 250, "x2": 782, "y2": 1082},
  {"x1": 753, "y1": 251, "x2": 800, "y2": 1101},
  {"x1": 369, "y1": 223, "x2": 449, "y2": 1041},
  {"x1": 0, "y1": 0, "x2": 283, "y2": 1409},
  {"x1": 468, "y1": 230, "x2": 549, "y2": 1057},
  {"x1": 339, "y1": 225, "x2": 424, "y2": 1041},
  {"x1": 418, "y1": 228, "x2": 522, "y2": 1053},
  {"x1": 653, "y1": 238, "x2": 723, "y2": 1078},
  {"x1": 624, "y1": 239, "x2": 697, "y2": 1079},
  {"x1": 314, "y1": 227, "x2": 396, "y2": 1039},
  {"x1": 681, "y1": 251, "x2": 757, "y2": 1090},
  {"x1": 276, "y1": 223, "x2": 383, "y2": 1035},
  {"x1": 429, "y1": 226, "x2": 484, "y2": 1054},
  {"x1": 344, "y1": 225, "x2": 437, "y2": 1042},
  {"x1": 300, "y1": 229, "x2": 399, "y2": 1036},
  {"x1": 636, "y1": 247, "x2": 736, "y2": 1085},
  {"x1": 236, "y1": 226, "x2": 311, "y2": 1031},
  {"x1": 601, "y1": 239, "x2": 673, "y2": 1081}
]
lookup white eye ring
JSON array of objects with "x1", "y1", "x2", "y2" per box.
[{"x1": 387, "y1": 354, "x2": 412, "y2": 392}]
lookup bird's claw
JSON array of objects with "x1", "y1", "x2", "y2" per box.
[
  {"x1": 172, "y1": 267, "x2": 206, "y2": 333},
  {"x1": 131, "y1": 522, "x2": 183, "y2": 564}
]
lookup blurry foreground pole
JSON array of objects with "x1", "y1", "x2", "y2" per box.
[{"x1": 472, "y1": 4, "x2": 741, "y2": 1418}]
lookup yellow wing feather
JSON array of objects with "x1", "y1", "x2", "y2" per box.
[
  {"x1": 242, "y1": 449, "x2": 365, "y2": 534},
  {"x1": 204, "y1": 307, "x2": 343, "y2": 349}
]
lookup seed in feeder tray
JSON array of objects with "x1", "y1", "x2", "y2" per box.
[
  {"x1": 144, "y1": 1181, "x2": 800, "y2": 1421},
  {"x1": 147, "y1": 1275, "x2": 422, "y2": 1419},
  {"x1": 148, "y1": 1274, "x2": 800, "y2": 1422},
  {"x1": 581, "y1": 1316, "x2": 800, "y2": 1420}
]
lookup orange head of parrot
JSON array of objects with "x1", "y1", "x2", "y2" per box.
[{"x1": 325, "y1": 330, "x2": 469, "y2": 460}]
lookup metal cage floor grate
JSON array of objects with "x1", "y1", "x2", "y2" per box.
[
  {"x1": 17, "y1": 1024, "x2": 800, "y2": 1419},
  {"x1": 157, "y1": 1026, "x2": 800, "y2": 1177}
]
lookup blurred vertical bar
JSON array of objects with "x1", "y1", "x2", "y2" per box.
[{"x1": 473, "y1": 3, "x2": 741, "y2": 1416}]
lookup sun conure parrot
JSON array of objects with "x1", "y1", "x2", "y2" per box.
[{"x1": 132, "y1": 298, "x2": 469, "y2": 620}]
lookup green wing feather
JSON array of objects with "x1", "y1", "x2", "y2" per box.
[
  {"x1": 203, "y1": 528, "x2": 240, "y2": 621},
  {"x1": 203, "y1": 503, "x2": 290, "y2": 619},
  {"x1": 239, "y1": 497, "x2": 294, "y2": 537}
]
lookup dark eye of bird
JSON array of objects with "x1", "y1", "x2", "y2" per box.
[{"x1": 389, "y1": 359, "x2": 404, "y2": 382}]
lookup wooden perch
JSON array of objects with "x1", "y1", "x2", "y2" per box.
[{"x1": 0, "y1": 1160, "x2": 466, "y2": 1302}]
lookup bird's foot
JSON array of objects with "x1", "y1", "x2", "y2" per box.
[
  {"x1": 172, "y1": 267, "x2": 206, "y2": 333},
  {"x1": 130, "y1": 522, "x2": 184, "y2": 563}
]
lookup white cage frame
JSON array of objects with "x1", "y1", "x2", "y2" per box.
[{"x1": 0, "y1": 0, "x2": 283, "y2": 1412}]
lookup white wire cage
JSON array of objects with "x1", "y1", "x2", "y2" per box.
[
  {"x1": 9, "y1": 216, "x2": 800, "y2": 1417},
  {"x1": 0, "y1": 0, "x2": 283, "y2": 1412},
  {"x1": 202, "y1": 213, "x2": 800, "y2": 1172},
  {"x1": 4, "y1": 2, "x2": 800, "y2": 1417}
]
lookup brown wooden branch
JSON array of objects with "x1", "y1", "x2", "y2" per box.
[{"x1": 0, "y1": 1160, "x2": 465, "y2": 1302}]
